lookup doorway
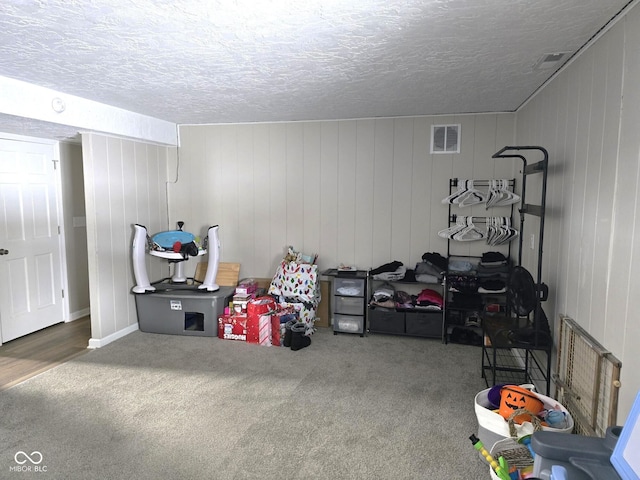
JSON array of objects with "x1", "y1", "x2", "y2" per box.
[
  {"x1": 0, "y1": 137, "x2": 63, "y2": 342},
  {"x1": 0, "y1": 135, "x2": 90, "y2": 346}
]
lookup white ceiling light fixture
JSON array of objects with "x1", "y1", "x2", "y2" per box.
[
  {"x1": 533, "y1": 52, "x2": 571, "y2": 70},
  {"x1": 51, "y1": 97, "x2": 66, "y2": 113}
]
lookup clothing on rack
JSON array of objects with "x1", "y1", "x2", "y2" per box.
[
  {"x1": 477, "y1": 263, "x2": 510, "y2": 276},
  {"x1": 448, "y1": 275, "x2": 480, "y2": 294},
  {"x1": 415, "y1": 261, "x2": 443, "y2": 277},
  {"x1": 371, "y1": 264, "x2": 406, "y2": 281},
  {"x1": 394, "y1": 290, "x2": 414, "y2": 310},
  {"x1": 480, "y1": 251, "x2": 508, "y2": 265},
  {"x1": 478, "y1": 277, "x2": 507, "y2": 293},
  {"x1": 416, "y1": 289, "x2": 444, "y2": 309},
  {"x1": 371, "y1": 284, "x2": 394, "y2": 303},
  {"x1": 415, "y1": 260, "x2": 444, "y2": 283},
  {"x1": 421, "y1": 252, "x2": 448, "y2": 272},
  {"x1": 370, "y1": 261, "x2": 403, "y2": 275},
  {"x1": 402, "y1": 269, "x2": 417, "y2": 283},
  {"x1": 448, "y1": 259, "x2": 475, "y2": 273},
  {"x1": 415, "y1": 273, "x2": 441, "y2": 284}
]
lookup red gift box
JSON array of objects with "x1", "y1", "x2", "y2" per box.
[
  {"x1": 218, "y1": 314, "x2": 247, "y2": 342},
  {"x1": 270, "y1": 314, "x2": 282, "y2": 346},
  {"x1": 247, "y1": 297, "x2": 280, "y2": 346}
]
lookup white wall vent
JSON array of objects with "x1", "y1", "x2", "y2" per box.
[
  {"x1": 431, "y1": 124, "x2": 460, "y2": 154},
  {"x1": 533, "y1": 52, "x2": 570, "y2": 70}
]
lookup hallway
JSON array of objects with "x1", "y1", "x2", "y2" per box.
[{"x1": 0, "y1": 317, "x2": 90, "y2": 390}]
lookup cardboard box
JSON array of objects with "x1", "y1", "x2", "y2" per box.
[
  {"x1": 235, "y1": 279, "x2": 258, "y2": 296},
  {"x1": 251, "y1": 278, "x2": 273, "y2": 296},
  {"x1": 232, "y1": 293, "x2": 250, "y2": 313},
  {"x1": 218, "y1": 314, "x2": 247, "y2": 341},
  {"x1": 315, "y1": 280, "x2": 330, "y2": 327}
]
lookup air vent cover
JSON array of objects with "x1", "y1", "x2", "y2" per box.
[
  {"x1": 431, "y1": 124, "x2": 460, "y2": 154},
  {"x1": 534, "y1": 52, "x2": 570, "y2": 70}
]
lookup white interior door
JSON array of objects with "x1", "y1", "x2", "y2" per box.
[{"x1": 0, "y1": 138, "x2": 63, "y2": 343}]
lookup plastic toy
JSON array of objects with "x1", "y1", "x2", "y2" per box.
[
  {"x1": 469, "y1": 434, "x2": 511, "y2": 480},
  {"x1": 132, "y1": 222, "x2": 221, "y2": 293}
]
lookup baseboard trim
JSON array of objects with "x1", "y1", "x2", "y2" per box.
[
  {"x1": 88, "y1": 323, "x2": 139, "y2": 349},
  {"x1": 68, "y1": 308, "x2": 90, "y2": 321}
]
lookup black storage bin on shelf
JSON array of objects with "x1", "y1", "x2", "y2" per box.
[
  {"x1": 406, "y1": 311, "x2": 442, "y2": 337},
  {"x1": 368, "y1": 308, "x2": 405, "y2": 334}
]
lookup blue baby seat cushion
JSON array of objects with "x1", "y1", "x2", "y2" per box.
[{"x1": 152, "y1": 230, "x2": 195, "y2": 249}]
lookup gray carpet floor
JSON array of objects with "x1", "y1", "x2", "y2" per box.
[{"x1": 0, "y1": 328, "x2": 490, "y2": 479}]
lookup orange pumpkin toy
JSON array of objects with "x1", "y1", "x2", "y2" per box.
[{"x1": 499, "y1": 385, "x2": 543, "y2": 424}]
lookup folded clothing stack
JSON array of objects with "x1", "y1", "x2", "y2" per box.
[
  {"x1": 370, "y1": 284, "x2": 396, "y2": 309},
  {"x1": 477, "y1": 252, "x2": 510, "y2": 293},
  {"x1": 414, "y1": 260, "x2": 444, "y2": 283},
  {"x1": 478, "y1": 251, "x2": 510, "y2": 275},
  {"x1": 448, "y1": 274, "x2": 480, "y2": 294},
  {"x1": 421, "y1": 252, "x2": 448, "y2": 272},
  {"x1": 448, "y1": 259, "x2": 476, "y2": 273},
  {"x1": 478, "y1": 277, "x2": 507, "y2": 293},
  {"x1": 370, "y1": 261, "x2": 407, "y2": 281},
  {"x1": 415, "y1": 289, "x2": 443, "y2": 310},
  {"x1": 480, "y1": 251, "x2": 508, "y2": 265}
]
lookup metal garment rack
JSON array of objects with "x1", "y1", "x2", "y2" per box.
[
  {"x1": 445, "y1": 178, "x2": 517, "y2": 259},
  {"x1": 482, "y1": 145, "x2": 551, "y2": 394},
  {"x1": 492, "y1": 145, "x2": 548, "y2": 327},
  {"x1": 443, "y1": 178, "x2": 516, "y2": 345}
]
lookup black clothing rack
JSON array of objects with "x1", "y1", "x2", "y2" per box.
[
  {"x1": 448, "y1": 214, "x2": 512, "y2": 223},
  {"x1": 486, "y1": 145, "x2": 551, "y2": 394},
  {"x1": 492, "y1": 146, "x2": 548, "y2": 270},
  {"x1": 449, "y1": 178, "x2": 516, "y2": 188},
  {"x1": 445, "y1": 177, "x2": 517, "y2": 259}
]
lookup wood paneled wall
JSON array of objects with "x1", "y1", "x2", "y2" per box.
[
  {"x1": 82, "y1": 133, "x2": 173, "y2": 344},
  {"x1": 516, "y1": 4, "x2": 640, "y2": 423},
  {"x1": 173, "y1": 114, "x2": 515, "y2": 279},
  {"x1": 59, "y1": 142, "x2": 90, "y2": 320}
]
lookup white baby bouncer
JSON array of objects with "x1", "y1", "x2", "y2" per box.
[{"x1": 131, "y1": 222, "x2": 221, "y2": 293}]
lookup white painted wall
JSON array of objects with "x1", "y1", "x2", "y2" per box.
[
  {"x1": 516, "y1": 4, "x2": 640, "y2": 423},
  {"x1": 171, "y1": 114, "x2": 515, "y2": 279},
  {"x1": 59, "y1": 142, "x2": 90, "y2": 320},
  {"x1": 82, "y1": 132, "x2": 174, "y2": 347}
]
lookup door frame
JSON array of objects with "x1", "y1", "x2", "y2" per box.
[{"x1": 0, "y1": 132, "x2": 70, "y2": 346}]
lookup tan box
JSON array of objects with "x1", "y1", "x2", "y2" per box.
[
  {"x1": 315, "y1": 280, "x2": 330, "y2": 328},
  {"x1": 252, "y1": 278, "x2": 272, "y2": 294}
]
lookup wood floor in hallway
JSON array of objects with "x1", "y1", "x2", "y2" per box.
[{"x1": 0, "y1": 316, "x2": 91, "y2": 391}]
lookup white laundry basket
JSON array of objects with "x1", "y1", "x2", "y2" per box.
[{"x1": 474, "y1": 386, "x2": 574, "y2": 451}]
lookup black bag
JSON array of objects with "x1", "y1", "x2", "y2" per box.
[{"x1": 180, "y1": 241, "x2": 199, "y2": 258}]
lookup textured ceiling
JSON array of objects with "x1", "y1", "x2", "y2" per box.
[{"x1": 0, "y1": 0, "x2": 633, "y2": 134}]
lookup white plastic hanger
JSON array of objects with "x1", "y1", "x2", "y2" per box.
[
  {"x1": 438, "y1": 216, "x2": 468, "y2": 239},
  {"x1": 453, "y1": 216, "x2": 485, "y2": 241},
  {"x1": 488, "y1": 179, "x2": 520, "y2": 208},
  {"x1": 456, "y1": 180, "x2": 487, "y2": 207}
]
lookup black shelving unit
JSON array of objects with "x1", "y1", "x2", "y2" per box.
[
  {"x1": 442, "y1": 178, "x2": 516, "y2": 344},
  {"x1": 481, "y1": 146, "x2": 552, "y2": 395},
  {"x1": 367, "y1": 275, "x2": 445, "y2": 341}
]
